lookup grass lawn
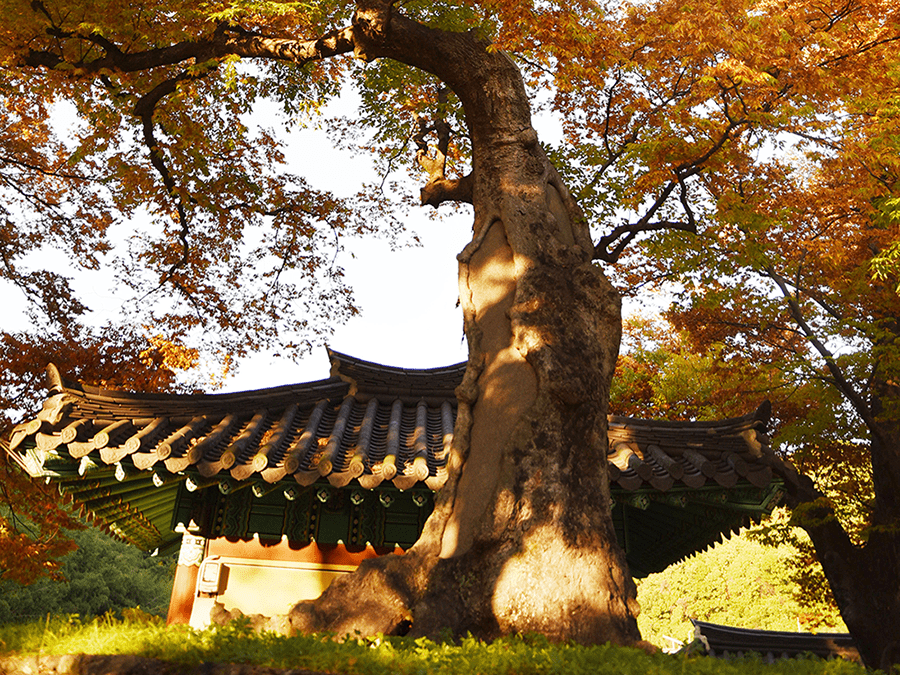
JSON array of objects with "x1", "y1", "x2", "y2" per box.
[{"x1": 0, "y1": 612, "x2": 873, "y2": 675}]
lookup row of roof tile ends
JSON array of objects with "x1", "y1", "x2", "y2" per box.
[
  {"x1": 8, "y1": 350, "x2": 782, "y2": 495},
  {"x1": 691, "y1": 621, "x2": 857, "y2": 662}
]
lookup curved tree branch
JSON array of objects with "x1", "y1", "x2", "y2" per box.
[
  {"x1": 763, "y1": 264, "x2": 881, "y2": 438},
  {"x1": 24, "y1": 21, "x2": 356, "y2": 73},
  {"x1": 420, "y1": 173, "x2": 473, "y2": 207},
  {"x1": 133, "y1": 70, "x2": 214, "y2": 296},
  {"x1": 593, "y1": 175, "x2": 698, "y2": 262},
  {"x1": 414, "y1": 88, "x2": 473, "y2": 207}
]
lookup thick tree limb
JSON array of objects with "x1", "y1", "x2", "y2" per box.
[
  {"x1": 415, "y1": 110, "x2": 451, "y2": 180},
  {"x1": 413, "y1": 89, "x2": 473, "y2": 207},
  {"x1": 420, "y1": 173, "x2": 473, "y2": 207},
  {"x1": 593, "y1": 175, "x2": 698, "y2": 262},
  {"x1": 24, "y1": 23, "x2": 356, "y2": 73}
]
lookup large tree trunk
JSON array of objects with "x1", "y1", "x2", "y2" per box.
[
  {"x1": 781, "y1": 401, "x2": 900, "y2": 669},
  {"x1": 284, "y1": 3, "x2": 640, "y2": 645}
]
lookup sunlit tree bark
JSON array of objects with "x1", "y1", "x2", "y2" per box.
[{"x1": 282, "y1": 4, "x2": 639, "y2": 643}]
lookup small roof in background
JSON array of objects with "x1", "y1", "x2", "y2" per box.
[
  {"x1": 691, "y1": 620, "x2": 858, "y2": 662},
  {"x1": 6, "y1": 349, "x2": 785, "y2": 574}
]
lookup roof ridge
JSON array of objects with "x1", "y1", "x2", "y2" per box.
[
  {"x1": 608, "y1": 400, "x2": 771, "y2": 431},
  {"x1": 42, "y1": 350, "x2": 468, "y2": 406},
  {"x1": 48, "y1": 371, "x2": 346, "y2": 404},
  {"x1": 327, "y1": 347, "x2": 466, "y2": 375}
]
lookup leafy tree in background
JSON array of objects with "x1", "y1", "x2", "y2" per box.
[
  {"x1": 613, "y1": 27, "x2": 900, "y2": 663},
  {"x1": 611, "y1": 316, "x2": 766, "y2": 421},
  {"x1": 636, "y1": 521, "x2": 846, "y2": 650},
  {"x1": 0, "y1": 453, "x2": 81, "y2": 585},
  {"x1": 0, "y1": 0, "x2": 898, "y2": 665},
  {"x1": 0, "y1": 524, "x2": 175, "y2": 623},
  {"x1": 613, "y1": 319, "x2": 849, "y2": 626}
]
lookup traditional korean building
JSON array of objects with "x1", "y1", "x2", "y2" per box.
[{"x1": 6, "y1": 349, "x2": 784, "y2": 628}]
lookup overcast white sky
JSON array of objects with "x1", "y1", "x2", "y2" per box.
[
  {"x1": 217, "y1": 96, "x2": 478, "y2": 391},
  {"x1": 222, "y1": 197, "x2": 474, "y2": 391}
]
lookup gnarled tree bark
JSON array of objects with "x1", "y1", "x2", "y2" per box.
[
  {"x1": 773, "y1": 376, "x2": 900, "y2": 670},
  {"x1": 284, "y1": 2, "x2": 640, "y2": 645}
]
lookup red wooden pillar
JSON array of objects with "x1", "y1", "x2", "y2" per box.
[{"x1": 166, "y1": 532, "x2": 207, "y2": 625}]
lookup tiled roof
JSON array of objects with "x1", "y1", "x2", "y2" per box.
[
  {"x1": 6, "y1": 349, "x2": 784, "y2": 572},
  {"x1": 607, "y1": 402, "x2": 774, "y2": 493},
  {"x1": 692, "y1": 620, "x2": 859, "y2": 662}
]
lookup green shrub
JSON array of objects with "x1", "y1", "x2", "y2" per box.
[
  {"x1": 637, "y1": 528, "x2": 846, "y2": 650},
  {"x1": 0, "y1": 526, "x2": 175, "y2": 623}
]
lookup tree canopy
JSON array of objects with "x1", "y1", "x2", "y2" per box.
[
  {"x1": 1, "y1": 0, "x2": 899, "y2": 666},
  {"x1": 604, "y1": 0, "x2": 900, "y2": 661}
]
